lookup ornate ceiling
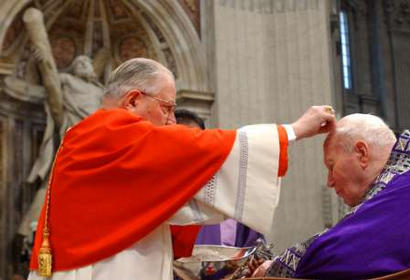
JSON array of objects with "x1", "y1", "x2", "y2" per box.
[{"x1": 1, "y1": 0, "x2": 200, "y2": 81}]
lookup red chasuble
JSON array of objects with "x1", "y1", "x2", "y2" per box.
[{"x1": 30, "y1": 108, "x2": 236, "y2": 271}]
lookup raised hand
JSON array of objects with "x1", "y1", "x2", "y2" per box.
[{"x1": 291, "y1": 105, "x2": 336, "y2": 140}]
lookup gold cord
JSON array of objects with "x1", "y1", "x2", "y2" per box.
[{"x1": 38, "y1": 144, "x2": 63, "y2": 277}]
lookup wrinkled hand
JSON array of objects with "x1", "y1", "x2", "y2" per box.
[
  {"x1": 291, "y1": 105, "x2": 336, "y2": 140},
  {"x1": 251, "y1": 260, "x2": 273, "y2": 277},
  {"x1": 247, "y1": 256, "x2": 265, "y2": 272}
]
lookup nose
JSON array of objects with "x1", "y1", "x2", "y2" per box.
[
  {"x1": 327, "y1": 173, "x2": 335, "y2": 188},
  {"x1": 166, "y1": 112, "x2": 176, "y2": 125}
]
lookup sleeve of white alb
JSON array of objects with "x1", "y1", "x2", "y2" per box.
[{"x1": 169, "y1": 124, "x2": 282, "y2": 237}]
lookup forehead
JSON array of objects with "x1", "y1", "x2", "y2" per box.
[
  {"x1": 324, "y1": 136, "x2": 343, "y2": 160},
  {"x1": 157, "y1": 74, "x2": 176, "y2": 98}
]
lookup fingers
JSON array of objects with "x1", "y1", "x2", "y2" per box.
[
  {"x1": 251, "y1": 260, "x2": 273, "y2": 277},
  {"x1": 323, "y1": 105, "x2": 335, "y2": 115},
  {"x1": 291, "y1": 105, "x2": 336, "y2": 140},
  {"x1": 318, "y1": 122, "x2": 335, "y2": 134},
  {"x1": 317, "y1": 105, "x2": 335, "y2": 119},
  {"x1": 319, "y1": 105, "x2": 336, "y2": 133},
  {"x1": 248, "y1": 257, "x2": 260, "y2": 271},
  {"x1": 321, "y1": 106, "x2": 336, "y2": 122}
]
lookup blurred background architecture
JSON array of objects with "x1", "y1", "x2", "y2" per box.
[{"x1": 0, "y1": 0, "x2": 408, "y2": 278}]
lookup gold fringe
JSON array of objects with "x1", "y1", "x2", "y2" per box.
[{"x1": 38, "y1": 228, "x2": 52, "y2": 277}]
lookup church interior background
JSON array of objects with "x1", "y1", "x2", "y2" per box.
[{"x1": 0, "y1": 0, "x2": 408, "y2": 278}]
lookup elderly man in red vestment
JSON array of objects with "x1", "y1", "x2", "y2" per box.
[{"x1": 28, "y1": 58, "x2": 335, "y2": 280}]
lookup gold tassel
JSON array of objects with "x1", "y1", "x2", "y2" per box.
[
  {"x1": 37, "y1": 144, "x2": 62, "y2": 277},
  {"x1": 38, "y1": 228, "x2": 52, "y2": 277}
]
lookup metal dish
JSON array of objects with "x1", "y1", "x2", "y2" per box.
[{"x1": 174, "y1": 245, "x2": 257, "y2": 280}]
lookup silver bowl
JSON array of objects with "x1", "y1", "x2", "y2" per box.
[{"x1": 174, "y1": 245, "x2": 257, "y2": 280}]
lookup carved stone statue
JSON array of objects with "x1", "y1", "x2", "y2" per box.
[
  {"x1": 4, "y1": 8, "x2": 105, "y2": 237},
  {"x1": 15, "y1": 56, "x2": 103, "y2": 237}
]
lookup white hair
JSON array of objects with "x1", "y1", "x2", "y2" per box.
[
  {"x1": 104, "y1": 58, "x2": 174, "y2": 99},
  {"x1": 331, "y1": 113, "x2": 396, "y2": 152}
]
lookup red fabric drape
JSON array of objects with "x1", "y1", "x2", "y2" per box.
[
  {"x1": 30, "y1": 108, "x2": 236, "y2": 271},
  {"x1": 171, "y1": 225, "x2": 201, "y2": 259}
]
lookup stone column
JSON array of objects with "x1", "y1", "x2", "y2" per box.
[
  {"x1": 177, "y1": 90, "x2": 215, "y2": 122},
  {"x1": 211, "y1": 0, "x2": 337, "y2": 252}
]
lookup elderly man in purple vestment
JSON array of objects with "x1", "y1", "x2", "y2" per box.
[{"x1": 251, "y1": 113, "x2": 410, "y2": 279}]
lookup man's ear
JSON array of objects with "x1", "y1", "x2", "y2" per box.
[
  {"x1": 354, "y1": 140, "x2": 369, "y2": 168},
  {"x1": 121, "y1": 90, "x2": 142, "y2": 109}
]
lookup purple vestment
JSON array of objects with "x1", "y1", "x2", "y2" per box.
[
  {"x1": 196, "y1": 219, "x2": 265, "y2": 248},
  {"x1": 268, "y1": 130, "x2": 410, "y2": 279}
]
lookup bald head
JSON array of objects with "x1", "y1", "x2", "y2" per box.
[
  {"x1": 323, "y1": 114, "x2": 396, "y2": 206},
  {"x1": 325, "y1": 114, "x2": 396, "y2": 154}
]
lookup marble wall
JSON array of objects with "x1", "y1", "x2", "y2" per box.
[{"x1": 210, "y1": 0, "x2": 338, "y2": 252}]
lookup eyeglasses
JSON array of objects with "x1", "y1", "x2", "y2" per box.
[{"x1": 140, "y1": 91, "x2": 176, "y2": 117}]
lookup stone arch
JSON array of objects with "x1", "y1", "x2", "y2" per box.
[
  {"x1": 0, "y1": 0, "x2": 208, "y2": 93},
  {"x1": 0, "y1": 0, "x2": 30, "y2": 50},
  {"x1": 135, "y1": 0, "x2": 208, "y2": 92}
]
